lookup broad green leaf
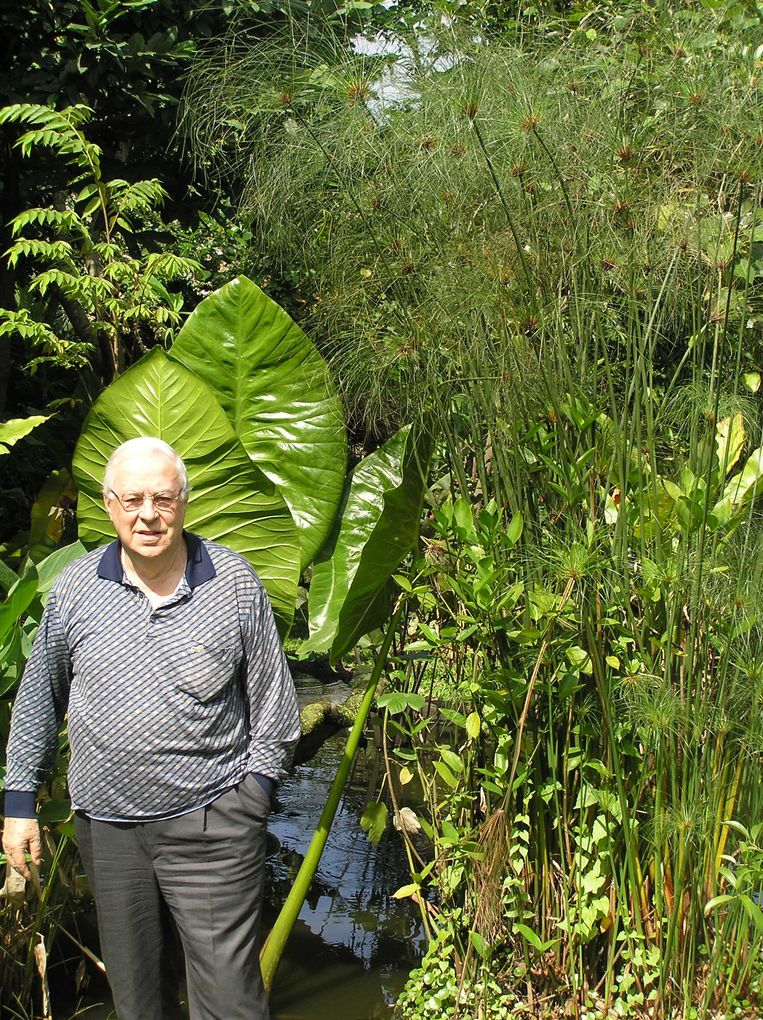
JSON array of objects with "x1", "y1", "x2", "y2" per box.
[
  {"x1": 715, "y1": 413, "x2": 744, "y2": 477},
  {"x1": 304, "y1": 422, "x2": 433, "y2": 663},
  {"x1": 440, "y1": 747, "x2": 464, "y2": 773},
  {"x1": 392, "y1": 882, "x2": 421, "y2": 900},
  {"x1": 514, "y1": 923, "x2": 543, "y2": 952},
  {"x1": 661, "y1": 478, "x2": 683, "y2": 503},
  {"x1": 376, "y1": 691, "x2": 426, "y2": 714},
  {"x1": 434, "y1": 760, "x2": 458, "y2": 789},
  {"x1": 71, "y1": 347, "x2": 299, "y2": 629},
  {"x1": 0, "y1": 558, "x2": 18, "y2": 595},
  {"x1": 469, "y1": 931, "x2": 490, "y2": 959},
  {"x1": 360, "y1": 800, "x2": 388, "y2": 845},
  {"x1": 506, "y1": 510, "x2": 523, "y2": 546},
  {"x1": 465, "y1": 711, "x2": 481, "y2": 739},
  {"x1": 713, "y1": 447, "x2": 763, "y2": 527},
  {"x1": 36, "y1": 541, "x2": 88, "y2": 597},
  {"x1": 0, "y1": 568, "x2": 39, "y2": 646},
  {"x1": 171, "y1": 277, "x2": 347, "y2": 569},
  {"x1": 0, "y1": 414, "x2": 50, "y2": 454}
]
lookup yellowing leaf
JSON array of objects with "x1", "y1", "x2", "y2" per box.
[
  {"x1": 715, "y1": 413, "x2": 745, "y2": 478},
  {"x1": 393, "y1": 882, "x2": 421, "y2": 900},
  {"x1": 465, "y1": 711, "x2": 481, "y2": 740}
]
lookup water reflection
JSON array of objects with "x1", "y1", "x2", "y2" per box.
[{"x1": 267, "y1": 674, "x2": 425, "y2": 1018}]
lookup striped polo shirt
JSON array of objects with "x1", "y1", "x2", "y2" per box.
[{"x1": 4, "y1": 533, "x2": 301, "y2": 821}]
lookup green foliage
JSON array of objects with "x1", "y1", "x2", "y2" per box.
[
  {"x1": 303, "y1": 421, "x2": 433, "y2": 661},
  {"x1": 184, "y1": 6, "x2": 763, "y2": 439},
  {"x1": 0, "y1": 546, "x2": 86, "y2": 1013},
  {"x1": 0, "y1": 103, "x2": 201, "y2": 379},
  {"x1": 170, "y1": 275, "x2": 347, "y2": 568},
  {"x1": 182, "y1": 2, "x2": 763, "y2": 1010},
  {"x1": 0, "y1": 415, "x2": 50, "y2": 456},
  {"x1": 2, "y1": 273, "x2": 432, "y2": 1012},
  {"x1": 388, "y1": 467, "x2": 763, "y2": 1016},
  {"x1": 70, "y1": 276, "x2": 431, "y2": 645},
  {"x1": 72, "y1": 345, "x2": 301, "y2": 629}
]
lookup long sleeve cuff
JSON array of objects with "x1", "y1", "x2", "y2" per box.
[{"x1": 3, "y1": 790, "x2": 37, "y2": 818}]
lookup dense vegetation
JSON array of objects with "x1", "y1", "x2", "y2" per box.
[{"x1": 2, "y1": 1, "x2": 763, "y2": 1018}]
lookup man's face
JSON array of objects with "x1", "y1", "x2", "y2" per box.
[{"x1": 105, "y1": 450, "x2": 187, "y2": 563}]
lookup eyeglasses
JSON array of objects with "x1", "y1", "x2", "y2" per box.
[{"x1": 109, "y1": 491, "x2": 182, "y2": 514}]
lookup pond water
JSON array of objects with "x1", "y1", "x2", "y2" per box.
[
  {"x1": 267, "y1": 675, "x2": 425, "y2": 1019},
  {"x1": 67, "y1": 675, "x2": 424, "y2": 1020}
]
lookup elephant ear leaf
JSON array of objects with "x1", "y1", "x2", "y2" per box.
[
  {"x1": 170, "y1": 276, "x2": 347, "y2": 569},
  {"x1": 304, "y1": 422, "x2": 433, "y2": 663},
  {"x1": 71, "y1": 347, "x2": 300, "y2": 631}
]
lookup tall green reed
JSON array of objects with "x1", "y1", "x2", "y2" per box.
[{"x1": 183, "y1": 6, "x2": 763, "y2": 1014}]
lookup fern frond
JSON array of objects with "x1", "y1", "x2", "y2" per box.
[
  {"x1": 5, "y1": 239, "x2": 76, "y2": 270},
  {"x1": 0, "y1": 309, "x2": 59, "y2": 345},
  {"x1": 0, "y1": 103, "x2": 91, "y2": 129},
  {"x1": 28, "y1": 269, "x2": 86, "y2": 300},
  {"x1": 102, "y1": 260, "x2": 141, "y2": 284},
  {"x1": 10, "y1": 208, "x2": 85, "y2": 237},
  {"x1": 143, "y1": 252, "x2": 202, "y2": 279}
]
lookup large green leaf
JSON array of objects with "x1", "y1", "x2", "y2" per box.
[
  {"x1": 36, "y1": 540, "x2": 89, "y2": 598},
  {"x1": 0, "y1": 414, "x2": 50, "y2": 455},
  {"x1": 304, "y1": 422, "x2": 432, "y2": 663},
  {"x1": 170, "y1": 277, "x2": 347, "y2": 569},
  {"x1": 712, "y1": 447, "x2": 763, "y2": 528},
  {"x1": 0, "y1": 567, "x2": 38, "y2": 646},
  {"x1": 71, "y1": 347, "x2": 300, "y2": 629}
]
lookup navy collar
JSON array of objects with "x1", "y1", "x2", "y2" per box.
[{"x1": 97, "y1": 532, "x2": 216, "y2": 588}]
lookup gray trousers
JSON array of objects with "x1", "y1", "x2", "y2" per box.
[{"x1": 74, "y1": 774, "x2": 272, "y2": 1020}]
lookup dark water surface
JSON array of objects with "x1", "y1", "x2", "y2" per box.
[
  {"x1": 267, "y1": 676, "x2": 425, "y2": 1019},
  {"x1": 68, "y1": 675, "x2": 423, "y2": 1020}
]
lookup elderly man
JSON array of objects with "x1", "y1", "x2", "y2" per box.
[{"x1": 2, "y1": 436, "x2": 301, "y2": 1020}]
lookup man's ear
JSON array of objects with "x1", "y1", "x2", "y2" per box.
[{"x1": 104, "y1": 493, "x2": 113, "y2": 518}]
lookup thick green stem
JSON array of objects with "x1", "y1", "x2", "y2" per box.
[{"x1": 260, "y1": 601, "x2": 404, "y2": 994}]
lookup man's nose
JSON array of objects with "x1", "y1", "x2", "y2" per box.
[{"x1": 137, "y1": 496, "x2": 159, "y2": 520}]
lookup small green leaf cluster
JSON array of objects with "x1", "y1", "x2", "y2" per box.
[{"x1": 0, "y1": 103, "x2": 201, "y2": 379}]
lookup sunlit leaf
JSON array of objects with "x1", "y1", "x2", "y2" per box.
[
  {"x1": 0, "y1": 414, "x2": 50, "y2": 455},
  {"x1": 0, "y1": 568, "x2": 38, "y2": 645},
  {"x1": 464, "y1": 711, "x2": 481, "y2": 740},
  {"x1": 715, "y1": 413, "x2": 744, "y2": 478},
  {"x1": 360, "y1": 800, "x2": 388, "y2": 844},
  {"x1": 392, "y1": 882, "x2": 421, "y2": 900},
  {"x1": 713, "y1": 447, "x2": 763, "y2": 527},
  {"x1": 71, "y1": 347, "x2": 299, "y2": 629},
  {"x1": 171, "y1": 277, "x2": 347, "y2": 568},
  {"x1": 377, "y1": 690, "x2": 426, "y2": 714},
  {"x1": 36, "y1": 541, "x2": 88, "y2": 599},
  {"x1": 304, "y1": 422, "x2": 433, "y2": 662}
]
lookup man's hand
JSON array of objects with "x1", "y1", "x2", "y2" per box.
[{"x1": 2, "y1": 816, "x2": 41, "y2": 881}]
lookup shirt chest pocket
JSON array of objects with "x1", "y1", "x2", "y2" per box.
[{"x1": 170, "y1": 643, "x2": 238, "y2": 703}]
